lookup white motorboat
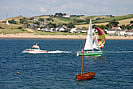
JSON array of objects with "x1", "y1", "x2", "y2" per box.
[{"x1": 22, "y1": 43, "x2": 48, "y2": 54}]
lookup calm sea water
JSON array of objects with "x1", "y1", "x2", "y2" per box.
[{"x1": 0, "y1": 39, "x2": 133, "y2": 89}]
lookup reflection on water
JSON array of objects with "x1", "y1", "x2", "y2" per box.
[
  {"x1": 104, "y1": 50, "x2": 133, "y2": 53},
  {"x1": 84, "y1": 56, "x2": 107, "y2": 62}
]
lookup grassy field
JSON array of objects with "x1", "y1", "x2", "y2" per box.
[
  {"x1": 118, "y1": 18, "x2": 133, "y2": 26},
  {"x1": 52, "y1": 17, "x2": 72, "y2": 24},
  {"x1": 0, "y1": 21, "x2": 29, "y2": 34},
  {"x1": 75, "y1": 17, "x2": 133, "y2": 28},
  {"x1": 93, "y1": 14, "x2": 133, "y2": 23},
  {"x1": 51, "y1": 14, "x2": 133, "y2": 28},
  {"x1": 0, "y1": 23, "x2": 24, "y2": 29},
  {"x1": 34, "y1": 30, "x2": 86, "y2": 35},
  {"x1": 75, "y1": 14, "x2": 133, "y2": 28},
  {"x1": 0, "y1": 29, "x2": 29, "y2": 34}
]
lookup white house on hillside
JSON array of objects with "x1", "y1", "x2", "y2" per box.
[
  {"x1": 112, "y1": 27, "x2": 121, "y2": 30},
  {"x1": 63, "y1": 14, "x2": 70, "y2": 18},
  {"x1": 116, "y1": 31, "x2": 126, "y2": 36},
  {"x1": 70, "y1": 28, "x2": 77, "y2": 33},
  {"x1": 59, "y1": 28, "x2": 66, "y2": 32},
  {"x1": 126, "y1": 30, "x2": 133, "y2": 36},
  {"x1": 6, "y1": 20, "x2": 10, "y2": 25}
]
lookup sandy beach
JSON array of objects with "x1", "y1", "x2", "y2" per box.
[{"x1": 0, "y1": 33, "x2": 133, "y2": 40}]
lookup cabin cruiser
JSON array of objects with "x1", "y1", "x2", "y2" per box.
[{"x1": 22, "y1": 43, "x2": 48, "y2": 54}]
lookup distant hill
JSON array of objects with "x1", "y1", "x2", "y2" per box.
[{"x1": 0, "y1": 14, "x2": 133, "y2": 29}]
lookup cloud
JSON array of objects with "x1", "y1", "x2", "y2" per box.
[
  {"x1": 40, "y1": 7, "x2": 47, "y2": 12},
  {"x1": 51, "y1": 2, "x2": 84, "y2": 13},
  {"x1": 61, "y1": 2, "x2": 84, "y2": 9},
  {"x1": 0, "y1": 0, "x2": 133, "y2": 18},
  {"x1": 42, "y1": 0, "x2": 61, "y2": 3}
]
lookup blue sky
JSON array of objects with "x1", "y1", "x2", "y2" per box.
[{"x1": 0, "y1": 0, "x2": 133, "y2": 19}]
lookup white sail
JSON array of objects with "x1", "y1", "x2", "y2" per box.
[
  {"x1": 93, "y1": 34, "x2": 100, "y2": 50},
  {"x1": 84, "y1": 19, "x2": 93, "y2": 50}
]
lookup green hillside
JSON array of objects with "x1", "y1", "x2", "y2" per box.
[
  {"x1": 93, "y1": 14, "x2": 133, "y2": 23},
  {"x1": 0, "y1": 14, "x2": 133, "y2": 33},
  {"x1": 1, "y1": 14, "x2": 133, "y2": 25}
]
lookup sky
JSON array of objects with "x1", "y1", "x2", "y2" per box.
[{"x1": 0, "y1": 0, "x2": 133, "y2": 19}]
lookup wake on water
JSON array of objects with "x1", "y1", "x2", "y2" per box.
[
  {"x1": 49, "y1": 50, "x2": 133, "y2": 54},
  {"x1": 22, "y1": 50, "x2": 133, "y2": 54},
  {"x1": 103, "y1": 50, "x2": 133, "y2": 54},
  {"x1": 48, "y1": 50, "x2": 71, "y2": 53},
  {"x1": 22, "y1": 50, "x2": 72, "y2": 54}
]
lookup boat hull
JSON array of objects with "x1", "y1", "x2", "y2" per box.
[
  {"x1": 23, "y1": 49, "x2": 48, "y2": 54},
  {"x1": 76, "y1": 72, "x2": 96, "y2": 80},
  {"x1": 77, "y1": 51, "x2": 102, "y2": 56}
]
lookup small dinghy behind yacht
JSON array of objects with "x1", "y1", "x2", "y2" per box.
[{"x1": 22, "y1": 43, "x2": 48, "y2": 54}]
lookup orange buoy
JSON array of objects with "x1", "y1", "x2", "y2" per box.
[{"x1": 17, "y1": 72, "x2": 20, "y2": 74}]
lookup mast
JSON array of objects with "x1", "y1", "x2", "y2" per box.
[
  {"x1": 81, "y1": 52, "x2": 84, "y2": 74},
  {"x1": 81, "y1": 40, "x2": 86, "y2": 74}
]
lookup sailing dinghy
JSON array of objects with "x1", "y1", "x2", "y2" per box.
[
  {"x1": 76, "y1": 54, "x2": 96, "y2": 80},
  {"x1": 77, "y1": 19, "x2": 106, "y2": 56}
]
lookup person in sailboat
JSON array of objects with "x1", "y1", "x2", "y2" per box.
[{"x1": 81, "y1": 49, "x2": 84, "y2": 53}]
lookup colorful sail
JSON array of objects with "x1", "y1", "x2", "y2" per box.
[
  {"x1": 93, "y1": 34, "x2": 100, "y2": 50},
  {"x1": 95, "y1": 27, "x2": 106, "y2": 49}
]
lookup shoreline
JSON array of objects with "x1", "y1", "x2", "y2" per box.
[{"x1": 0, "y1": 33, "x2": 133, "y2": 40}]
